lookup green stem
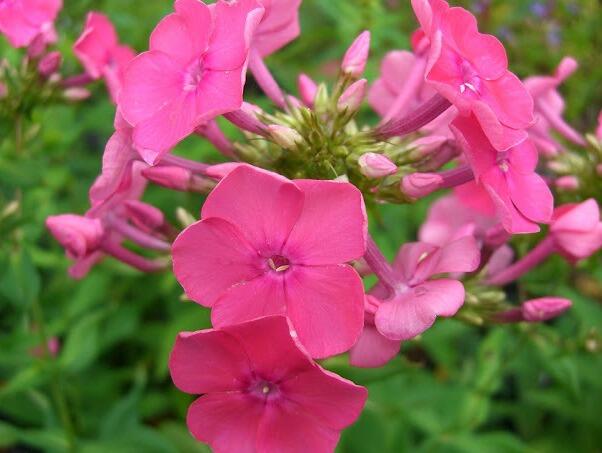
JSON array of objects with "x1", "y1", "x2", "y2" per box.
[{"x1": 31, "y1": 297, "x2": 77, "y2": 452}]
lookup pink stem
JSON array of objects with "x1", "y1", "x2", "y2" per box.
[
  {"x1": 373, "y1": 94, "x2": 452, "y2": 140},
  {"x1": 381, "y1": 58, "x2": 427, "y2": 124},
  {"x1": 249, "y1": 50, "x2": 286, "y2": 108},
  {"x1": 439, "y1": 165, "x2": 475, "y2": 189},
  {"x1": 195, "y1": 121, "x2": 238, "y2": 160},
  {"x1": 363, "y1": 235, "x2": 402, "y2": 293},
  {"x1": 493, "y1": 308, "x2": 524, "y2": 323},
  {"x1": 107, "y1": 216, "x2": 171, "y2": 252},
  {"x1": 61, "y1": 73, "x2": 94, "y2": 88},
  {"x1": 223, "y1": 109, "x2": 268, "y2": 136},
  {"x1": 161, "y1": 154, "x2": 210, "y2": 174},
  {"x1": 486, "y1": 237, "x2": 556, "y2": 286},
  {"x1": 101, "y1": 241, "x2": 167, "y2": 273},
  {"x1": 538, "y1": 99, "x2": 586, "y2": 145}
]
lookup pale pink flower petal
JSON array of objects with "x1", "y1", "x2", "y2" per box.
[
  {"x1": 285, "y1": 265, "x2": 364, "y2": 359},
  {"x1": 349, "y1": 324, "x2": 401, "y2": 368},
  {"x1": 252, "y1": 0, "x2": 301, "y2": 57},
  {"x1": 0, "y1": 0, "x2": 62, "y2": 48}
]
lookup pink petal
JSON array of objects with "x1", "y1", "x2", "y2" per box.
[
  {"x1": 393, "y1": 242, "x2": 437, "y2": 282},
  {"x1": 201, "y1": 166, "x2": 303, "y2": 253},
  {"x1": 552, "y1": 199, "x2": 600, "y2": 233},
  {"x1": 507, "y1": 171, "x2": 553, "y2": 224},
  {"x1": 508, "y1": 139, "x2": 539, "y2": 173},
  {"x1": 187, "y1": 393, "x2": 263, "y2": 453},
  {"x1": 454, "y1": 181, "x2": 497, "y2": 217},
  {"x1": 368, "y1": 79, "x2": 395, "y2": 118},
  {"x1": 253, "y1": 0, "x2": 301, "y2": 57},
  {"x1": 471, "y1": 101, "x2": 528, "y2": 152},
  {"x1": 451, "y1": 113, "x2": 497, "y2": 179},
  {"x1": 282, "y1": 367, "x2": 368, "y2": 429},
  {"x1": 415, "y1": 236, "x2": 480, "y2": 280},
  {"x1": 169, "y1": 329, "x2": 250, "y2": 394},
  {"x1": 119, "y1": 51, "x2": 183, "y2": 126},
  {"x1": 480, "y1": 72, "x2": 534, "y2": 130},
  {"x1": 172, "y1": 217, "x2": 264, "y2": 307},
  {"x1": 211, "y1": 275, "x2": 287, "y2": 329},
  {"x1": 285, "y1": 265, "x2": 364, "y2": 359},
  {"x1": 381, "y1": 51, "x2": 417, "y2": 93},
  {"x1": 173, "y1": 0, "x2": 213, "y2": 56},
  {"x1": 282, "y1": 180, "x2": 367, "y2": 265},
  {"x1": 195, "y1": 67, "x2": 247, "y2": 122},
  {"x1": 73, "y1": 12, "x2": 117, "y2": 78},
  {"x1": 205, "y1": 0, "x2": 264, "y2": 71},
  {"x1": 349, "y1": 324, "x2": 401, "y2": 368},
  {"x1": 149, "y1": 14, "x2": 201, "y2": 66},
  {"x1": 257, "y1": 400, "x2": 340, "y2": 453},
  {"x1": 222, "y1": 315, "x2": 314, "y2": 382},
  {"x1": 486, "y1": 244, "x2": 514, "y2": 277},
  {"x1": 375, "y1": 279, "x2": 465, "y2": 341}
]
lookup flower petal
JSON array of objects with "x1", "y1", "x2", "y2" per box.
[{"x1": 349, "y1": 324, "x2": 401, "y2": 368}]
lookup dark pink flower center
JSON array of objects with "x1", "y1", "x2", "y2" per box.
[
  {"x1": 458, "y1": 60, "x2": 482, "y2": 96},
  {"x1": 247, "y1": 379, "x2": 282, "y2": 401},
  {"x1": 183, "y1": 59, "x2": 205, "y2": 92},
  {"x1": 268, "y1": 255, "x2": 290, "y2": 273}
]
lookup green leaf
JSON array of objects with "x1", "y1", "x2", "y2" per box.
[{"x1": 0, "y1": 249, "x2": 40, "y2": 307}]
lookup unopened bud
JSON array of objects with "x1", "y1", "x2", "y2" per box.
[
  {"x1": 337, "y1": 79, "x2": 367, "y2": 113},
  {"x1": 63, "y1": 87, "x2": 91, "y2": 101},
  {"x1": 142, "y1": 166, "x2": 193, "y2": 191},
  {"x1": 409, "y1": 135, "x2": 448, "y2": 157},
  {"x1": 521, "y1": 297, "x2": 572, "y2": 322},
  {"x1": 298, "y1": 73, "x2": 318, "y2": 106},
  {"x1": 267, "y1": 125, "x2": 303, "y2": 150},
  {"x1": 358, "y1": 153, "x2": 397, "y2": 178},
  {"x1": 124, "y1": 200, "x2": 165, "y2": 231},
  {"x1": 286, "y1": 95, "x2": 303, "y2": 109},
  {"x1": 555, "y1": 175, "x2": 580, "y2": 190},
  {"x1": 27, "y1": 33, "x2": 47, "y2": 58},
  {"x1": 341, "y1": 31, "x2": 370, "y2": 77},
  {"x1": 401, "y1": 172, "x2": 443, "y2": 198},
  {"x1": 38, "y1": 51, "x2": 62, "y2": 78}
]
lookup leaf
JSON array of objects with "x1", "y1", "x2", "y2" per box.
[
  {"x1": 0, "y1": 249, "x2": 40, "y2": 307},
  {"x1": 59, "y1": 311, "x2": 105, "y2": 373}
]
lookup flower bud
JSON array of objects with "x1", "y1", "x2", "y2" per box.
[
  {"x1": 401, "y1": 173, "x2": 443, "y2": 199},
  {"x1": 409, "y1": 136, "x2": 448, "y2": 157},
  {"x1": 63, "y1": 87, "x2": 91, "y2": 101},
  {"x1": 27, "y1": 33, "x2": 47, "y2": 58},
  {"x1": 358, "y1": 153, "x2": 397, "y2": 178},
  {"x1": 341, "y1": 31, "x2": 370, "y2": 77},
  {"x1": 142, "y1": 166, "x2": 193, "y2": 191},
  {"x1": 521, "y1": 297, "x2": 572, "y2": 322},
  {"x1": 555, "y1": 175, "x2": 579, "y2": 191},
  {"x1": 550, "y1": 199, "x2": 602, "y2": 261},
  {"x1": 124, "y1": 200, "x2": 165, "y2": 231},
  {"x1": 38, "y1": 51, "x2": 62, "y2": 78},
  {"x1": 298, "y1": 73, "x2": 318, "y2": 106},
  {"x1": 267, "y1": 125, "x2": 303, "y2": 150},
  {"x1": 46, "y1": 214, "x2": 104, "y2": 259},
  {"x1": 286, "y1": 95, "x2": 303, "y2": 109},
  {"x1": 338, "y1": 79, "x2": 367, "y2": 113}
]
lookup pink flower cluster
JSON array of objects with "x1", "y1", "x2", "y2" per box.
[{"x1": 33, "y1": 0, "x2": 602, "y2": 451}]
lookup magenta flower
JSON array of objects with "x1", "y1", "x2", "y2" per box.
[
  {"x1": 74, "y1": 12, "x2": 135, "y2": 102},
  {"x1": 169, "y1": 316, "x2": 367, "y2": 453},
  {"x1": 452, "y1": 114, "x2": 553, "y2": 234},
  {"x1": 172, "y1": 165, "x2": 367, "y2": 358},
  {"x1": 375, "y1": 236, "x2": 480, "y2": 341},
  {"x1": 496, "y1": 297, "x2": 572, "y2": 323},
  {"x1": 46, "y1": 214, "x2": 104, "y2": 262},
  {"x1": 252, "y1": 0, "x2": 302, "y2": 57},
  {"x1": 551, "y1": 199, "x2": 602, "y2": 262},
  {"x1": 412, "y1": 0, "x2": 534, "y2": 151},
  {"x1": 0, "y1": 0, "x2": 61, "y2": 48},
  {"x1": 119, "y1": 0, "x2": 265, "y2": 164}
]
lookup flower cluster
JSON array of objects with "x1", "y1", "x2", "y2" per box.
[{"x1": 3, "y1": 0, "x2": 594, "y2": 450}]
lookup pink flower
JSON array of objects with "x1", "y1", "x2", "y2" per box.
[
  {"x1": 0, "y1": 0, "x2": 62, "y2": 48},
  {"x1": 169, "y1": 316, "x2": 367, "y2": 453},
  {"x1": 298, "y1": 73, "x2": 318, "y2": 106},
  {"x1": 419, "y1": 193, "x2": 498, "y2": 247},
  {"x1": 358, "y1": 153, "x2": 397, "y2": 178},
  {"x1": 452, "y1": 114, "x2": 553, "y2": 234},
  {"x1": 172, "y1": 165, "x2": 367, "y2": 358},
  {"x1": 521, "y1": 297, "x2": 572, "y2": 322},
  {"x1": 45, "y1": 214, "x2": 104, "y2": 260},
  {"x1": 341, "y1": 31, "x2": 370, "y2": 77},
  {"x1": 119, "y1": 0, "x2": 265, "y2": 164},
  {"x1": 524, "y1": 57, "x2": 585, "y2": 148},
  {"x1": 374, "y1": 236, "x2": 480, "y2": 341},
  {"x1": 412, "y1": 0, "x2": 534, "y2": 151},
  {"x1": 252, "y1": 0, "x2": 302, "y2": 57},
  {"x1": 550, "y1": 199, "x2": 602, "y2": 261},
  {"x1": 74, "y1": 12, "x2": 135, "y2": 102}
]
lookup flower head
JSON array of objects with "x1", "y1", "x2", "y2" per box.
[
  {"x1": 252, "y1": 0, "x2": 302, "y2": 57},
  {"x1": 0, "y1": 0, "x2": 62, "y2": 48},
  {"x1": 169, "y1": 315, "x2": 367, "y2": 453},
  {"x1": 172, "y1": 165, "x2": 367, "y2": 358},
  {"x1": 119, "y1": 0, "x2": 265, "y2": 164},
  {"x1": 74, "y1": 12, "x2": 135, "y2": 102},
  {"x1": 550, "y1": 199, "x2": 602, "y2": 262}
]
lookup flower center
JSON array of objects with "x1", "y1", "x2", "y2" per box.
[
  {"x1": 268, "y1": 255, "x2": 290, "y2": 272},
  {"x1": 183, "y1": 59, "x2": 205, "y2": 92},
  {"x1": 458, "y1": 61, "x2": 481, "y2": 95},
  {"x1": 498, "y1": 160, "x2": 510, "y2": 172},
  {"x1": 248, "y1": 379, "x2": 281, "y2": 401}
]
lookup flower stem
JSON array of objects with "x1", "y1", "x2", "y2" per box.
[
  {"x1": 106, "y1": 216, "x2": 171, "y2": 251},
  {"x1": 249, "y1": 50, "x2": 286, "y2": 108},
  {"x1": 161, "y1": 154, "x2": 210, "y2": 174},
  {"x1": 364, "y1": 235, "x2": 401, "y2": 293},
  {"x1": 195, "y1": 120, "x2": 238, "y2": 160},
  {"x1": 381, "y1": 57, "x2": 427, "y2": 123},
  {"x1": 372, "y1": 94, "x2": 452, "y2": 140},
  {"x1": 101, "y1": 241, "x2": 169, "y2": 272},
  {"x1": 438, "y1": 165, "x2": 475, "y2": 189},
  {"x1": 223, "y1": 109, "x2": 268, "y2": 136},
  {"x1": 486, "y1": 237, "x2": 556, "y2": 286}
]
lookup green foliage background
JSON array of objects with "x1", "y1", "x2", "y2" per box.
[{"x1": 1, "y1": 0, "x2": 601, "y2": 451}]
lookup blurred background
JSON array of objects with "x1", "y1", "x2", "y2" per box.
[{"x1": 0, "y1": 0, "x2": 601, "y2": 451}]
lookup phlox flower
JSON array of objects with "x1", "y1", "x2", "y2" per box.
[
  {"x1": 374, "y1": 236, "x2": 480, "y2": 342},
  {"x1": 119, "y1": 0, "x2": 265, "y2": 164},
  {"x1": 252, "y1": 0, "x2": 302, "y2": 57},
  {"x1": 172, "y1": 165, "x2": 367, "y2": 358},
  {"x1": 551, "y1": 199, "x2": 602, "y2": 262},
  {"x1": 0, "y1": 0, "x2": 61, "y2": 48},
  {"x1": 169, "y1": 315, "x2": 367, "y2": 453},
  {"x1": 452, "y1": 114, "x2": 553, "y2": 234},
  {"x1": 412, "y1": 0, "x2": 534, "y2": 151},
  {"x1": 74, "y1": 12, "x2": 135, "y2": 102}
]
